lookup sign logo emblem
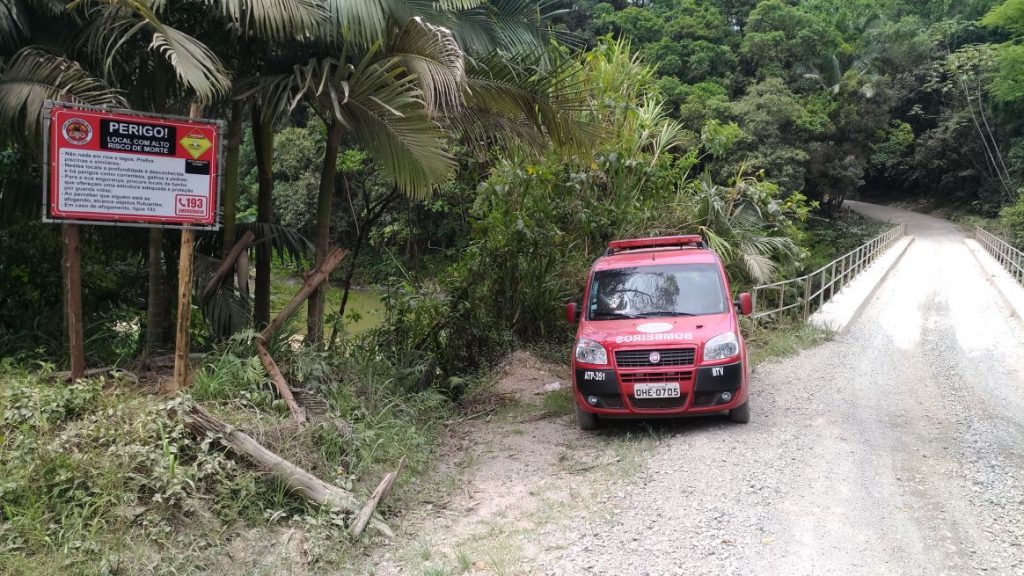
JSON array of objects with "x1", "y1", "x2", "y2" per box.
[
  {"x1": 179, "y1": 130, "x2": 212, "y2": 159},
  {"x1": 649, "y1": 351, "x2": 661, "y2": 364},
  {"x1": 62, "y1": 118, "x2": 93, "y2": 145}
]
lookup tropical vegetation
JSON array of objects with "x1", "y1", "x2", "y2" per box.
[{"x1": 2, "y1": 0, "x2": 1024, "y2": 571}]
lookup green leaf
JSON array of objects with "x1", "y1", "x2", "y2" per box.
[{"x1": 0, "y1": 47, "x2": 127, "y2": 148}]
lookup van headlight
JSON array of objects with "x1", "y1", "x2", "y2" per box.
[
  {"x1": 704, "y1": 332, "x2": 739, "y2": 361},
  {"x1": 575, "y1": 338, "x2": 608, "y2": 365}
]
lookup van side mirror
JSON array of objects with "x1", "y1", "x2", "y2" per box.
[
  {"x1": 735, "y1": 293, "x2": 753, "y2": 316},
  {"x1": 566, "y1": 302, "x2": 579, "y2": 324}
]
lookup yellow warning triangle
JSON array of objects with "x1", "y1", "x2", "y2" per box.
[{"x1": 180, "y1": 130, "x2": 212, "y2": 160}]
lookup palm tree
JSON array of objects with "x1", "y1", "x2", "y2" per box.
[
  {"x1": 689, "y1": 170, "x2": 800, "y2": 284},
  {"x1": 235, "y1": 0, "x2": 586, "y2": 346}
]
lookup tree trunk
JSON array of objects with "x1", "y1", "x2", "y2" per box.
[
  {"x1": 144, "y1": 228, "x2": 165, "y2": 356},
  {"x1": 336, "y1": 232, "x2": 364, "y2": 326},
  {"x1": 144, "y1": 60, "x2": 170, "y2": 357},
  {"x1": 253, "y1": 107, "x2": 275, "y2": 330},
  {"x1": 305, "y1": 118, "x2": 343, "y2": 347},
  {"x1": 221, "y1": 100, "x2": 244, "y2": 257},
  {"x1": 161, "y1": 232, "x2": 178, "y2": 348}
]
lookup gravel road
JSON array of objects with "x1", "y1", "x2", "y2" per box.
[{"x1": 544, "y1": 203, "x2": 1024, "y2": 575}]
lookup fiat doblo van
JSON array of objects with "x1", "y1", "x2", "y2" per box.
[{"x1": 566, "y1": 235, "x2": 753, "y2": 429}]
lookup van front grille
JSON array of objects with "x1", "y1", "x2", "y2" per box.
[
  {"x1": 618, "y1": 371, "x2": 693, "y2": 385},
  {"x1": 615, "y1": 348, "x2": 696, "y2": 367}
]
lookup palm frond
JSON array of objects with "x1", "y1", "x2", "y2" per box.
[
  {"x1": 321, "y1": 0, "x2": 396, "y2": 48},
  {"x1": 73, "y1": 0, "x2": 231, "y2": 103},
  {"x1": 193, "y1": 253, "x2": 252, "y2": 339},
  {"x1": 739, "y1": 252, "x2": 776, "y2": 284},
  {"x1": 238, "y1": 221, "x2": 312, "y2": 265},
  {"x1": 0, "y1": 0, "x2": 29, "y2": 51},
  {"x1": 465, "y1": 51, "x2": 593, "y2": 151},
  {"x1": 391, "y1": 16, "x2": 466, "y2": 112},
  {"x1": 0, "y1": 47, "x2": 126, "y2": 147},
  {"x1": 148, "y1": 26, "x2": 231, "y2": 103},
  {"x1": 441, "y1": 103, "x2": 545, "y2": 153},
  {"x1": 207, "y1": 0, "x2": 326, "y2": 40},
  {"x1": 341, "y1": 56, "x2": 455, "y2": 198}
]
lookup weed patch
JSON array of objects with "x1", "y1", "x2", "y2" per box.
[{"x1": 745, "y1": 321, "x2": 831, "y2": 367}]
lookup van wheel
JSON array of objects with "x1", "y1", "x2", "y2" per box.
[
  {"x1": 729, "y1": 400, "x2": 750, "y2": 424},
  {"x1": 576, "y1": 405, "x2": 600, "y2": 430}
]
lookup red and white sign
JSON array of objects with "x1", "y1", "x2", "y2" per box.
[{"x1": 46, "y1": 104, "x2": 221, "y2": 228}]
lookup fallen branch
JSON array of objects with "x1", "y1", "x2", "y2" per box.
[
  {"x1": 255, "y1": 247, "x2": 348, "y2": 423},
  {"x1": 260, "y1": 247, "x2": 348, "y2": 342},
  {"x1": 202, "y1": 230, "x2": 255, "y2": 301},
  {"x1": 182, "y1": 404, "x2": 392, "y2": 537},
  {"x1": 569, "y1": 456, "x2": 621, "y2": 474},
  {"x1": 351, "y1": 457, "x2": 405, "y2": 537},
  {"x1": 51, "y1": 366, "x2": 139, "y2": 385},
  {"x1": 148, "y1": 353, "x2": 207, "y2": 369},
  {"x1": 444, "y1": 406, "x2": 498, "y2": 425},
  {"x1": 256, "y1": 338, "x2": 307, "y2": 424}
]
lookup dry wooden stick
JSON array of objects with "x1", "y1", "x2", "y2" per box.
[
  {"x1": 51, "y1": 366, "x2": 138, "y2": 385},
  {"x1": 182, "y1": 404, "x2": 392, "y2": 537},
  {"x1": 350, "y1": 457, "x2": 405, "y2": 537},
  {"x1": 260, "y1": 247, "x2": 348, "y2": 342},
  {"x1": 202, "y1": 230, "x2": 255, "y2": 300},
  {"x1": 256, "y1": 338, "x2": 307, "y2": 424},
  {"x1": 256, "y1": 247, "x2": 348, "y2": 423}
]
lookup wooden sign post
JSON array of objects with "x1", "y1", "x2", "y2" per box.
[
  {"x1": 61, "y1": 222, "x2": 85, "y2": 380},
  {"x1": 44, "y1": 100, "x2": 222, "y2": 389},
  {"x1": 55, "y1": 94, "x2": 85, "y2": 381},
  {"x1": 171, "y1": 103, "x2": 205, "y2": 393}
]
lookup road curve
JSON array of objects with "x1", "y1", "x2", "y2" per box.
[{"x1": 546, "y1": 203, "x2": 1024, "y2": 575}]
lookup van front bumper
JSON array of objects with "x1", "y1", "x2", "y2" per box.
[{"x1": 574, "y1": 361, "x2": 745, "y2": 415}]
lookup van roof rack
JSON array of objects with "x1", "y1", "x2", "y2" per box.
[{"x1": 605, "y1": 235, "x2": 706, "y2": 255}]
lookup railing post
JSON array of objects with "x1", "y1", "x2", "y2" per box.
[{"x1": 802, "y1": 274, "x2": 811, "y2": 320}]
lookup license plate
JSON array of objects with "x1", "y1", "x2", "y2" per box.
[{"x1": 633, "y1": 383, "x2": 680, "y2": 399}]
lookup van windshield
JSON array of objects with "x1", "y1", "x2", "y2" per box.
[{"x1": 588, "y1": 263, "x2": 728, "y2": 320}]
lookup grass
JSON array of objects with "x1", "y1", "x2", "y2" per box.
[
  {"x1": 744, "y1": 320, "x2": 831, "y2": 367},
  {"x1": 0, "y1": 334, "x2": 456, "y2": 575}
]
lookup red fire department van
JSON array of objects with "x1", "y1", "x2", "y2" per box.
[{"x1": 566, "y1": 235, "x2": 753, "y2": 429}]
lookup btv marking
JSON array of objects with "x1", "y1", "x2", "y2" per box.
[{"x1": 179, "y1": 130, "x2": 212, "y2": 159}]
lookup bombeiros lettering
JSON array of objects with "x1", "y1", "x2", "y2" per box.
[{"x1": 614, "y1": 331, "x2": 693, "y2": 344}]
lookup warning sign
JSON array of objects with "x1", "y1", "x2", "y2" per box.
[
  {"x1": 45, "y1": 103, "x2": 221, "y2": 228},
  {"x1": 179, "y1": 130, "x2": 212, "y2": 160}
]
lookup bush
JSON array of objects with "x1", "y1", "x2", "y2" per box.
[{"x1": 1000, "y1": 194, "x2": 1024, "y2": 247}]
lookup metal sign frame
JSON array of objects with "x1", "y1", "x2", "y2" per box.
[{"x1": 42, "y1": 100, "x2": 226, "y2": 231}]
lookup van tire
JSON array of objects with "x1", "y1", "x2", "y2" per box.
[
  {"x1": 576, "y1": 405, "x2": 600, "y2": 430},
  {"x1": 729, "y1": 400, "x2": 750, "y2": 423}
]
